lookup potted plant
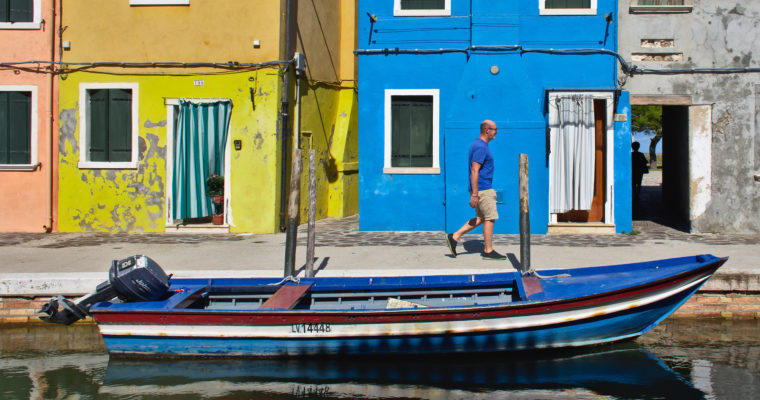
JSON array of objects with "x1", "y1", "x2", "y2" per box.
[{"x1": 206, "y1": 174, "x2": 224, "y2": 224}]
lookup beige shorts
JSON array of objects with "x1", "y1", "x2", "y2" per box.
[{"x1": 476, "y1": 188, "x2": 499, "y2": 221}]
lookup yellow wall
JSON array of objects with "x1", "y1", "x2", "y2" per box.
[
  {"x1": 57, "y1": 70, "x2": 282, "y2": 232},
  {"x1": 55, "y1": 0, "x2": 358, "y2": 233},
  {"x1": 62, "y1": 0, "x2": 282, "y2": 64}
]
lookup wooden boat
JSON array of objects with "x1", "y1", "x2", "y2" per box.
[{"x1": 39, "y1": 254, "x2": 726, "y2": 357}]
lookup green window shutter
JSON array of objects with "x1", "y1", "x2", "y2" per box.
[
  {"x1": 107, "y1": 89, "x2": 132, "y2": 162},
  {"x1": 88, "y1": 88, "x2": 132, "y2": 162},
  {"x1": 0, "y1": 0, "x2": 8, "y2": 23},
  {"x1": 0, "y1": 92, "x2": 8, "y2": 164},
  {"x1": 0, "y1": 91, "x2": 31, "y2": 164},
  {"x1": 88, "y1": 89, "x2": 108, "y2": 162},
  {"x1": 391, "y1": 95, "x2": 433, "y2": 168},
  {"x1": 9, "y1": 0, "x2": 33, "y2": 23},
  {"x1": 545, "y1": 0, "x2": 591, "y2": 8},
  {"x1": 9, "y1": 91, "x2": 31, "y2": 164},
  {"x1": 400, "y1": 0, "x2": 446, "y2": 10}
]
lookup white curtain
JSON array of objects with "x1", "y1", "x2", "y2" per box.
[{"x1": 549, "y1": 94, "x2": 595, "y2": 213}]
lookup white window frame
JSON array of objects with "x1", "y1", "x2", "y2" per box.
[
  {"x1": 130, "y1": 0, "x2": 189, "y2": 5},
  {"x1": 394, "y1": 0, "x2": 451, "y2": 17},
  {"x1": 383, "y1": 89, "x2": 440, "y2": 175},
  {"x1": 547, "y1": 91, "x2": 614, "y2": 224},
  {"x1": 0, "y1": 0, "x2": 42, "y2": 30},
  {"x1": 539, "y1": 0, "x2": 597, "y2": 16},
  {"x1": 0, "y1": 85, "x2": 38, "y2": 171},
  {"x1": 78, "y1": 82, "x2": 139, "y2": 169}
]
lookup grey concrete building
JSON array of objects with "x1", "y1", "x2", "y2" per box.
[{"x1": 619, "y1": 1, "x2": 760, "y2": 233}]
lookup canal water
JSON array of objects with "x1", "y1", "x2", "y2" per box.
[{"x1": 1, "y1": 319, "x2": 759, "y2": 399}]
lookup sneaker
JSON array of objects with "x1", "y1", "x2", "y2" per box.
[
  {"x1": 445, "y1": 233, "x2": 457, "y2": 257},
  {"x1": 481, "y1": 250, "x2": 506, "y2": 260}
]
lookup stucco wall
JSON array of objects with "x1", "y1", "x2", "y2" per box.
[
  {"x1": 357, "y1": 0, "x2": 628, "y2": 233},
  {"x1": 0, "y1": 0, "x2": 57, "y2": 232},
  {"x1": 619, "y1": 1, "x2": 760, "y2": 233},
  {"x1": 57, "y1": 70, "x2": 282, "y2": 233},
  {"x1": 62, "y1": 0, "x2": 282, "y2": 64}
]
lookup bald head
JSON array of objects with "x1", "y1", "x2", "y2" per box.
[{"x1": 480, "y1": 120, "x2": 498, "y2": 142}]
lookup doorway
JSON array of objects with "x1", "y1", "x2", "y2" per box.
[
  {"x1": 165, "y1": 99, "x2": 232, "y2": 228},
  {"x1": 548, "y1": 92, "x2": 614, "y2": 231},
  {"x1": 632, "y1": 103, "x2": 698, "y2": 233}
]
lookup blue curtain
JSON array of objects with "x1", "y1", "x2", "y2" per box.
[{"x1": 172, "y1": 100, "x2": 232, "y2": 220}]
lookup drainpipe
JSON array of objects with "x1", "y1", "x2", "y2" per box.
[
  {"x1": 43, "y1": 0, "x2": 58, "y2": 233},
  {"x1": 278, "y1": 0, "x2": 296, "y2": 232}
]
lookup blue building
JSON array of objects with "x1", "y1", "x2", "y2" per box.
[{"x1": 356, "y1": 0, "x2": 632, "y2": 234}]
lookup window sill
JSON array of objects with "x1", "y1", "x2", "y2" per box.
[
  {"x1": 78, "y1": 161, "x2": 138, "y2": 169},
  {"x1": 629, "y1": 5, "x2": 692, "y2": 14},
  {"x1": 0, "y1": 22, "x2": 42, "y2": 30},
  {"x1": 383, "y1": 167, "x2": 440, "y2": 175},
  {"x1": 130, "y1": 0, "x2": 189, "y2": 5},
  {"x1": 540, "y1": 9, "x2": 596, "y2": 16},
  {"x1": 0, "y1": 163, "x2": 40, "y2": 171}
]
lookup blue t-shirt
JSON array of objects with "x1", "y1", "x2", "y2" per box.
[{"x1": 468, "y1": 138, "x2": 494, "y2": 192}]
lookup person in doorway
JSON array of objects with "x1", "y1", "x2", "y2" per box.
[
  {"x1": 631, "y1": 141, "x2": 649, "y2": 204},
  {"x1": 445, "y1": 120, "x2": 506, "y2": 260}
]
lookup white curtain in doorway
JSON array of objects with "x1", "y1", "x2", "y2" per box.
[{"x1": 549, "y1": 94, "x2": 595, "y2": 213}]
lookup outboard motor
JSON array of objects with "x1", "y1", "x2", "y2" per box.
[{"x1": 38, "y1": 255, "x2": 171, "y2": 325}]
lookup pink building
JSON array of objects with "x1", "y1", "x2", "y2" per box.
[{"x1": 0, "y1": 0, "x2": 58, "y2": 232}]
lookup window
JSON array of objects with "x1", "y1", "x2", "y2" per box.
[
  {"x1": 384, "y1": 89, "x2": 440, "y2": 174},
  {"x1": 130, "y1": 0, "x2": 189, "y2": 5},
  {"x1": 0, "y1": 0, "x2": 41, "y2": 29},
  {"x1": 394, "y1": 0, "x2": 451, "y2": 17},
  {"x1": 0, "y1": 86, "x2": 37, "y2": 170},
  {"x1": 540, "y1": 0, "x2": 597, "y2": 15},
  {"x1": 637, "y1": 0, "x2": 684, "y2": 4},
  {"x1": 630, "y1": 0, "x2": 691, "y2": 13},
  {"x1": 79, "y1": 83, "x2": 139, "y2": 169}
]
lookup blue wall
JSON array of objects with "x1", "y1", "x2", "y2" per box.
[{"x1": 358, "y1": 0, "x2": 631, "y2": 233}]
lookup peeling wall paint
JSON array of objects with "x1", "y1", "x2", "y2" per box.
[{"x1": 620, "y1": 0, "x2": 760, "y2": 233}]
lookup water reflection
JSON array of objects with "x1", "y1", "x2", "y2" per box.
[
  {"x1": 1, "y1": 320, "x2": 759, "y2": 399},
  {"x1": 102, "y1": 346, "x2": 702, "y2": 399}
]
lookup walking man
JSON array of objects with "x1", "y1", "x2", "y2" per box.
[{"x1": 445, "y1": 120, "x2": 506, "y2": 260}]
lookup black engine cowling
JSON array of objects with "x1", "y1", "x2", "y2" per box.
[{"x1": 38, "y1": 255, "x2": 171, "y2": 325}]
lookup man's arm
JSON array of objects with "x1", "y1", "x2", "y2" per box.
[{"x1": 469, "y1": 161, "x2": 482, "y2": 208}]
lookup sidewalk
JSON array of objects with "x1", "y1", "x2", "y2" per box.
[{"x1": 1, "y1": 214, "x2": 759, "y2": 296}]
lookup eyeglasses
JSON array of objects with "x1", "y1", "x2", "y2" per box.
[{"x1": 488, "y1": 127, "x2": 498, "y2": 132}]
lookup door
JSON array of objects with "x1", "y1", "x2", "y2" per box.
[
  {"x1": 165, "y1": 99, "x2": 232, "y2": 225},
  {"x1": 557, "y1": 99, "x2": 606, "y2": 222}
]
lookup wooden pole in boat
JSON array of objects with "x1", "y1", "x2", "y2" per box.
[
  {"x1": 306, "y1": 149, "x2": 316, "y2": 277},
  {"x1": 519, "y1": 154, "x2": 531, "y2": 274},
  {"x1": 284, "y1": 148, "x2": 302, "y2": 277}
]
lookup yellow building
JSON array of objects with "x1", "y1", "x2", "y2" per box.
[{"x1": 57, "y1": 0, "x2": 357, "y2": 233}]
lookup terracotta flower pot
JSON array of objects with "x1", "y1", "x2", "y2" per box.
[{"x1": 212, "y1": 214, "x2": 224, "y2": 225}]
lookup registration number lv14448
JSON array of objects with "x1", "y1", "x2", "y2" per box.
[{"x1": 291, "y1": 323, "x2": 331, "y2": 334}]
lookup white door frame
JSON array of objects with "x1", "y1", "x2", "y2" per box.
[
  {"x1": 547, "y1": 91, "x2": 615, "y2": 225},
  {"x1": 165, "y1": 98, "x2": 232, "y2": 226}
]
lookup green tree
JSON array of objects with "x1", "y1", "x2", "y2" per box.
[{"x1": 632, "y1": 105, "x2": 662, "y2": 169}]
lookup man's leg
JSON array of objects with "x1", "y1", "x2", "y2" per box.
[
  {"x1": 482, "y1": 219, "x2": 495, "y2": 253},
  {"x1": 452, "y1": 217, "x2": 483, "y2": 242}
]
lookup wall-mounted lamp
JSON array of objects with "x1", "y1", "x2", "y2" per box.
[
  {"x1": 62, "y1": 41, "x2": 71, "y2": 50},
  {"x1": 234, "y1": 140, "x2": 242, "y2": 151}
]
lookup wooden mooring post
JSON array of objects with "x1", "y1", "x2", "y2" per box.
[
  {"x1": 284, "y1": 148, "x2": 302, "y2": 277},
  {"x1": 519, "y1": 154, "x2": 530, "y2": 274},
  {"x1": 305, "y1": 149, "x2": 316, "y2": 278}
]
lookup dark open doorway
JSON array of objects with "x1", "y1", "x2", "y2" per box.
[{"x1": 632, "y1": 105, "x2": 690, "y2": 233}]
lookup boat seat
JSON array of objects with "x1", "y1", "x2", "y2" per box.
[{"x1": 258, "y1": 284, "x2": 313, "y2": 310}]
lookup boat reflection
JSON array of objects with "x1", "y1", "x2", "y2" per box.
[{"x1": 103, "y1": 344, "x2": 706, "y2": 399}]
